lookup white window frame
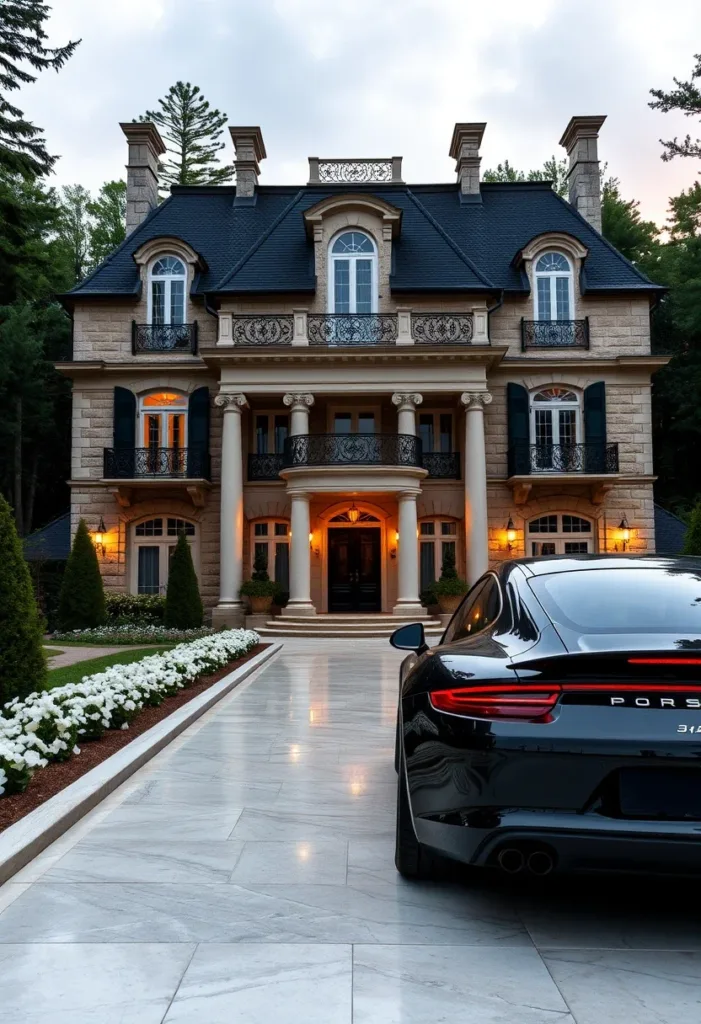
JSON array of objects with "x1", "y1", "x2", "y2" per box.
[
  {"x1": 533, "y1": 251, "x2": 575, "y2": 322},
  {"x1": 526, "y1": 513, "x2": 594, "y2": 556},
  {"x1": 327, "y1": 230, "x2": 378, "y2": 314},
  {"x1": 418, "y1": 517, "x2": 461, "y2": 593},
  {"x1": 130, "y1": 517, "x2": 199, "y2": 595},
  {"x1": 250, "y1": 519, "x2": 290, "y2": 585},
  {"x1": 138, "y1": 390, "x2": 189, "y2": 449},
  {"x1": 417, "y1": 410, "x2": 455, "y2": 454},
  {"x1": 529, "y1": 388, "x2": 582, "y2": 448},
  {"x1": 148, "y1": 255, "x2": 188, "y2": 326}
]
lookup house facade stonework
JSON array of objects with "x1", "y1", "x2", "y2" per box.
[{"x1": 60, "y1": 117, "x2": 666, "y2": 628}]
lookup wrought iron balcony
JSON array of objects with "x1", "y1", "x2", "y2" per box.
[
  {"x1": 248, "y1": 453, "x2": 284, "y2": 481},
  {"x1": 412, "y1": 313, "x2": 474, "y2": 344},
  {"x1": 422, "y1": 452, "x2": 461, "y2": 479},
  {"x1": 232, "y1": 315, "x2": 293, "y2": 346},
  {"x1": 283, "y1": 433, "x2": 422, "y2": 469},
  {"x1": 508, "y1": 442, "x2": 619, "y2": 476},
  {"x1": 103, "y1": 447, "x2": 211, "y2": 480},
  {"x1": 521, "y1": 318, "x2": 589, "y2": 350},
  {"x1": 308, "y1": 314, "x2": 398, "y2": 346},
  {"x1": 132, "y1": 322, "x2": 198, "y2": 354}
]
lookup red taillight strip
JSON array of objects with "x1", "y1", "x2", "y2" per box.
[
  {"x1": 628, "y1": 658, "x2": 701, "y2": 665},
  {"x1": 563, "y1": 682, "x2": 701, "y2": 692}
]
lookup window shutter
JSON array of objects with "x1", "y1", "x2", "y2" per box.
[
  {"x1": 584, "y1": 381, "x2": 606, "y2": 472},
  {"x1": 188, "y1": 387, "x2": 210, "y2": 478},
  {"x1": 113, "y1": 387, "x2": 136, "y2": 449},
  {"x1": 507, "y1": 383, "x2": 530, "y2": 475}
]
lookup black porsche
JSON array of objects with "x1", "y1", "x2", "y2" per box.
[{"x1": 390, "y1": 555, "x2": 701, "y2": 880}]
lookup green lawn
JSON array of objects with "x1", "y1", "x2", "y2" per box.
[{"x1": 46, "y1": 646, "x2": 174, "y2": 690}]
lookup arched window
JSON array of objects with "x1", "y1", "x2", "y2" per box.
[
  {"x1": 250, "y1": 519, "x2": 290, "y2": 595},
  {"x1": 530, "y1": 387, "x2": 581, "y2": 470},
  {"x1": 131, "y1": 517, "x2": 198, "y2": 594},
  {"x1": 534, "y1": 252, "x2": 573, "y2": 321},
  {"x1": 328, "y1": 231, "x2": 377, "y2": 314},
  {"x1": 419, "y1": 517, "x2": 460, "y2": 596},
  {"x1": 139, "y1": 391, "x2": 188, "y2": 450},
  {"x1": 149, "y1": 255, "x2": 187, "y2": 326},
  {"x1": 526, "y1": 513, "x2": 593, "y2": 556}
]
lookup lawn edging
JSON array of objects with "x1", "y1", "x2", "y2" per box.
[{"x1": 0, "y1": 641, "x2": 282, "y2": 885}]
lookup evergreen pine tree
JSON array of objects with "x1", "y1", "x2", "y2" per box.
[
  {"x1": 0, "y1": 493, "x2": 46, "y2": 703},
  {"x1": 138, "y1": 82, "x2": 233, "y2": 190},
  {"x1": 88, "y1": 180, "x2": 126, "y2": 266},
  {"x1": 683, "y1": 502, "x2": 701, "y2": 556},
  {"x1": 57, "y1": 519, "x2": 106, "y2": 630},
  {"x1": 165, "y1": 532, "x2": 203, "y2": 629},
  {"x1": 649, "y1": 53, "x2": 701, "y2": 163}
]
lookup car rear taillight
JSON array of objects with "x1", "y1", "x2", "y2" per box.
[
  {"x1": 628, "y1": 658, "x2": 701, "y2": 666},
  {"x1": 429, "y1": 685, "x2": 561, "y2": 720}
]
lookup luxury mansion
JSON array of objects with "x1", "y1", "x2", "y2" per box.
[{"x1": 60, "y1": 116, "x2": 666, "y2": 633}]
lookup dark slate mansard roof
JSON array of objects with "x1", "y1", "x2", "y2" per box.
[{"x1": 66, "y1": 180, "x2": 663, "y2": 302}]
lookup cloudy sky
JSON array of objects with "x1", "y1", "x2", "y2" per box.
[{"x1": 20, "y1": 0, "x2": 701, "y2": 226}]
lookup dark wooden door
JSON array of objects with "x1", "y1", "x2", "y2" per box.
[{"x1": 328, "y1": 528, "x2": 381, "y2": 612}]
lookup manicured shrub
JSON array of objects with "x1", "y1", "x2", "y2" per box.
[
  {"x1": 105, "y1": 592, "x2": 166, "y2": 625},
  {"x1": 432, "y1": 546, "x2": 469, "y2": 599},
  {"x1": 0, "y1": 494, "x2": 47, "y2": 705},
  {"x1": 683, "y1": 501, "x2": 701, "y2": 556},
  {"x1": 240, "y1": 548, "x2": 277, "y2": 600},
  {"x1": 165, "y1": 532, "x2": 203, "y2": 629},
  {"x1": 57, "y1": 519, "x2": 106, "y2": 631}
]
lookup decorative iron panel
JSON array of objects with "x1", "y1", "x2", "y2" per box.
[
  {"x1": 103, "y1": 447, "x2": 211, "y2": 480},
  {"x1": 231, "y1": 315, "x2": 293, "y2": 346},
  {"x1": 307, "y1": 314, "x2": 398, "y2": 346},
  {"x1": 521, "y1": 319, "x2": 589, "y2": 350},
  {"x1": 247, "y1": 453, "x2": 284, "y2": 481},
  {"x1": 283, "y1": 433, "x2": 422, "y2": 468},
  {"x1": 132, "y1": 322, "x2": 198, "y2": 354},
  {"x1": 412, "y1": 313, "x2": 474, "y2": 345},
  {"x1": 317, "y1": 160, "x2": 393, "y2": 183},
  {"x1": 507, "y1": 442, "x2": 619, "y2": 476},
  {"x1": 422, "y1": 452, "x2": 461, "y2": 479}
]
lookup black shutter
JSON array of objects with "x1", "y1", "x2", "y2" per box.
[
  {"x1": 113, "y1": 387, "x2": 136, "y2": 448},
  {"x1": 507, "y1": 383, "x2": 530, "y2": 475},
  {"x1": 584, "y1": 381, "x2": 606, "y2": 472},
  {"x1": 188, "y1": 386, "x2": 210, "y2": 478}
]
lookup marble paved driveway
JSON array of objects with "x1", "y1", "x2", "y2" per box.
[{"x1": 2, "y1": 639, "x2": 701, "y2": 1022}]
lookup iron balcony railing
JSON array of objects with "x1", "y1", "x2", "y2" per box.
[
  {"x1": 103, "y1": 447, "x2": 211, "y2": 480},
  {"x1": 224, "y1": 312, "x2": 479, "y2": 347},
  {"x1": 422, "y1": 452, "x2": 461, "y2": 479},
  {"x1": 412, "y1": 313, "x2": 474, "y2": 344},
  {"x1": 521, "y1": 318, "x2": 590, "y2": 350},
  {"x1": 231, "y1": 315, "x2": 293, "y2": 346},
  {"x1": 307, "y1": 314, "x2": 398, "y2": 346},
  {"x1": 283, "y1": 433, "x2": 423, "y2": 469},
  {"x1": 247, "y1": 453, "x2": 285, "y2": 481},
  {"x1": 132, "y1": 322, "x2": 198, "y2": 354},
  {"x1": 508, "y1": 442, "x2": 619, "y2": 476}
]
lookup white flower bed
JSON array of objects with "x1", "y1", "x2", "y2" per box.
[{"x1": 0, "y1": 629, "x2": 259, "y2": 798}]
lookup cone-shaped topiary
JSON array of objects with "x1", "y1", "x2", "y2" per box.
[
  {"x1": 0, "y1": 494, "x2": 47, "y2": 703},
  {"x1": 57, "y1": 519, "x2": 107, "y2": 631},
  {"x1": 683, "y1": 502, "x2": 701, "y2": 556},
  {"x1": 165, "y1": 531, "x2": 203, "y2": 628},
  {"x1": 433, "y1": 545, "x2": 468, "y2": 598},
  {"x1": 251, "y1": 548, "x2": 270, "y2": 581}
]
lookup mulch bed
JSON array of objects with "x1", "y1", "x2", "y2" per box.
[{"x1": 0, "y1": 643, "x2": 270, "y2": 834}]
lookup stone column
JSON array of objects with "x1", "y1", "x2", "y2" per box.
[
  {"x1": 392, "y1": 393, "x2": 423, "y2": 436},
  {"x1": 212, "y1": 393, "x2": 248, "y2": 629},
  {"x1": 283, "y1": 393, "x2": 314, "y2": 435},
  {"x1": 285, "y1": 489, "x2": 316, "y2": 616},
  {"x1": 393, "y1": 490, "x2": 424, "y2": 617},
  {"x1": 461, "y1": 390, "x2": 492, "y2": 585}
]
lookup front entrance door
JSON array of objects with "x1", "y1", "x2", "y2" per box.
[{"x1": 328, "y1": 528, "x2": 381, "y2": 612}]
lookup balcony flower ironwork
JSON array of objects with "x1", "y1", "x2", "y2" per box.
[
  {"x1": 508, "y1": 442, "x2": 619, "y2": 476},
  {"x1": 422, "y1": 452, "x2": 461, "y2": 479},
  {"x1": 247, "y1": 453, "x2": 285, "y2": 481},
  {"x1": 521, "y1": 318, "x2": 590, "y2": 350},
  {"x1": 103, "y1": 447, "x2": 211, "y2": 480},
  {"x1": 283, "y1": 433, "x2": 422, "y2": 469},
  {"x1": 307, "y1": 314, "x2": 398, "y2": 346},
  {"x1": 316, "y1": 159, "x2": 393, "y2": 183},
  {"x1": 231, "y1": 315, "x2": 293, "y2": 346},
  {"x1": 412, "y1": 313, "x2": 474, "y2": 345},
  {"x1": 132, "y1": 322, "x2": 198, "y2": 354}
]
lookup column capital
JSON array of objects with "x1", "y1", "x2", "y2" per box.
[
  {"x1": 215, "y1": 392, "x2": 248, "y2": 412},
  {"x1": 460, "y1": 390, "x2": 492, "y2": 409},
  {"x1": 392, "y1": 392, "x2": 423, "y2": 410},
  {"x1": 397, "y1": 489, "x2": 420, "y2": 501},
  {"x1": 288, "y1": 488, "x2": 311, "y2": 499},
  {"x1": 283, "y1": 392, "x2": 315, "y2": 409}
]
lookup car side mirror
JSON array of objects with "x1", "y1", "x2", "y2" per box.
[{"x1": 390, "y1": 622, "x2": 428, "y2": 654}]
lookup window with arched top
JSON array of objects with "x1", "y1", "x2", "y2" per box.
[
  {"x1": 139, "y1": 391, "x2": 188, "y2": 451},
  {"x1": 526, "y1": 513, "x2": 594, "y2": 556},
  {"x1": 530, "y1": 388, "x2": 581, "y2": 470},
  {"x1": 328, "y1": 231, "x2": 377, "y2": 314},
  {"x1": 149, "y1": 255, "x2": 187, "y2": 326},
  {"x1": 131, "y1": 516, "x2": 198, "y2": 594},
  {"x1": 534, "y1": 251, "x2": 573, "y2": 322}
]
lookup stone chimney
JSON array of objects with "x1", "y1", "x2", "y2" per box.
[
  {"x1": 229, "y1": 127, "x2": 266, "y2": 201},
  {"x1": 449, "y1": 123, "x2": 486, "y2": 201},
  {"x1": 120, "y1": 122, "x2": 165, "y2": 235},
  {"x1": 559, "y1": 116, "x2": 607, "y2": 233}
]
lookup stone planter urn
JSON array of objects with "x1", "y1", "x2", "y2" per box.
[
  {"x1": 436, "y1": 594, "x2": 463, "y2": 615},
  {"x1": 249, "y1": 595, "x2": 274, "y2": 614}
]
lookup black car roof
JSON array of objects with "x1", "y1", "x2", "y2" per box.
[{"x1": 511, "y1": 554, "x2": 701, "y2": 578}]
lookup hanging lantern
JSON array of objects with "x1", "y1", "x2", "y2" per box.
[{"x1": 347, "y1": 503, "x2": 361, "y2": 524}]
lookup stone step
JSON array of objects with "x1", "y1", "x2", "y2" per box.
[
  {"x1": 270, "y1": 619, "x2": 441, "y2": 632},
  {"x1": 274, "y1": 614, "x2": 434, "y2": 624},
  {"x1": 255, "y1": 626, "x2": 444, "y2": 639}
]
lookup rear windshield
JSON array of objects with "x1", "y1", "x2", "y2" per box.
[{"x1": 529, "y1": 568, "x2": 701, "y2": 634}]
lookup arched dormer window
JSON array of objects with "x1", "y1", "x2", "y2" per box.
[
  {"x1": 149, "y1": 255, "x2": 187, "y2": 326},
  {"x1": 534, "y1": 252, "x2": 574, "y2": 322},
  {"x1": 328, "y1": 231, "x2": 377, "y2": 314}
]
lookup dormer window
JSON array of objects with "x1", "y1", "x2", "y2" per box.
[
  {"x1": 534, "y1": 251, "x2": 573, "y2": 321},
  {"x1": 329, "y1": 231, "x2": 377, "y2": 314},
  {"x1": 149, "y1": 256, "x2": 187, "y2": 326}
]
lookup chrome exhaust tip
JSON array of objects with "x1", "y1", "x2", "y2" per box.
[{"x1": 497, "y1": 847, "x2": 525, "y2": 874}]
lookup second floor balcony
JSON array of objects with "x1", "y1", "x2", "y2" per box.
[
  {"x1": 132, "y1": 322, "x2": 199, "y2": 355},
  {"x1": 521, "y1": 318, "x2": 589, "y2": 350},
  {"x1": 103, "y1": 446, "x2": 211, "y2": 481},
  {"x1": 249, "y1": 444, "x2": 460, "y2": 480},
  {"x1": 508, "y1": 442, "x2": 619, "y2": 477}
]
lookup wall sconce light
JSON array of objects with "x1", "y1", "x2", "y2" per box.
[
  {"x1": 390, "y1": 529, "x2": 399, "y2": 559},
  {"x1": 309, "y1": 531, "x2": 320, "y2": 557},
  {"x1": 506, "y1": 516, "x2": 517, "y2": 553},
  {"x1": 618, "y1": 516, "x2": 631, "y2": 551},
  {"x1": 347, "y1": 502, "x2": 360, "y2": 524},
  {"x1": 93, "y1": 516, "x2": 107, "y2": 558}
]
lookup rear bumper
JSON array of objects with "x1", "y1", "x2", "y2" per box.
[{"x1": 415, "y1": 811, "x2": 701, "y2": 874}]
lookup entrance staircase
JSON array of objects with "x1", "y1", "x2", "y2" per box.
[{"x1": 255, "y1": 613, "x2": 444, "y2": 640}]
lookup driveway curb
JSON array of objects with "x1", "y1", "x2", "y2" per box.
[{"x1": 0, "y1": 642, "x2": 282, "y2": 886}]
